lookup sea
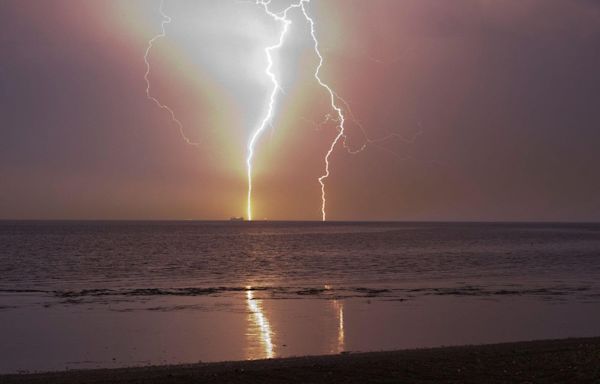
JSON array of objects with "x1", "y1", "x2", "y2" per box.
[{"x1": 1, "y1": 221, "x2": 599, "y2": 373}]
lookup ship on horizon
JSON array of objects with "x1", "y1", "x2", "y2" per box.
[{"x1": 229, "y1": 216, "x2": 245, "y2": 222}]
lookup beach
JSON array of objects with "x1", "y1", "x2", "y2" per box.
[
  {"x1": 2, "y1": 337, "x2": 599, "y2": 383},
  {"x1": 2, "y1": 222, "x2": 600, "y2": 373},
  {"x1": 4, "y1": 0, "x2": 600, "y2": 380}
]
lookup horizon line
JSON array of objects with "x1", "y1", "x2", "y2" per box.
[{"x1": 1, "y1": 219, "x2": 599, "y2": 224}]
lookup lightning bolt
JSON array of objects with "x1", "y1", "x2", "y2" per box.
[
  {"x1": 340, "y1": 97, "x2": 423, "y2": 155},
  {"x1": 145, "y1": 0, "x2": 417, "y2": 222},
  {"x1": 248, "y1": 0, "x2": 359, "y2": 222},
  {"x1": 301, "y1": 2, "x2": 424, "y2": 220},
  {"x1": 299, "y1": 1, "x2": 346, "y2": 222},
  {"x1": 246, "y1": 0, "x2": 302, "y2": 221},
  {"x1": 144, "y1": 0, "x2": 199, "y2": 147}
]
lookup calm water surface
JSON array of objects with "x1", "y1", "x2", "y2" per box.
[{"x1": 1, "y1": 221, "x2": 600, "y2": 373}]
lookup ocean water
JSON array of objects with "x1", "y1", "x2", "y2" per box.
[{"x1": 1, "y1": 221, "x2": 600, "y2": 373}]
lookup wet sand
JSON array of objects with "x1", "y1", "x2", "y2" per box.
[{"x1": 2, "y1": 337, "x2": 599, "y2": 383}]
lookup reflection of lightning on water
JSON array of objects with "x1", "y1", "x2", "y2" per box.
[
  {"x1": 144, "y1": 0, "x2": 199, "y2": 146},
  {"x1": 333, "y1": 299, "x2": 345, "y2": 353},
  {"x1": 246, "y1": 289, "x2": 275, "y2": 359},
  {"x1": 337, "y1": 301, "x2": 344, "y2": 352}
]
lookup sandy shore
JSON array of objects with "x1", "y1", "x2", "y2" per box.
[{"x1": 2, "y1": 337, "x2": 599, "y2": 383}]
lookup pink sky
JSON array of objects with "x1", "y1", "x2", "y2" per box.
[{"x1": 1, "y1": 0, "x2": 599, "y2": 221}]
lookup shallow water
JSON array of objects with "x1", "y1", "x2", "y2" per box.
[{"x1": 1, "y1": 221, "x2": 600, "y2": 373}]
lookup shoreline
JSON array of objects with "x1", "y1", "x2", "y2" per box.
[{"x1": 3, "y1": 337, "x2": 599, "y2": 383}]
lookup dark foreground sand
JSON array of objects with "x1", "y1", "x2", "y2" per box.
[{"x1": 3, "y1": 337, "x2": 600, "y2": 384}]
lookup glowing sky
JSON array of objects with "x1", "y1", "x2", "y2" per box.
[{"x1": 1, "y1": 0, "x2": 599, "y2": 221}]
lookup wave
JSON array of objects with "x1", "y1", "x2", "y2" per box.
[{"x1": 0, "y1": 284, "x2": 594, "y2": 301}]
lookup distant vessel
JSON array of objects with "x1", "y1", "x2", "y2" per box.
[{"x1": 229, "y1": 217, "x2": 245, "y2": 222}]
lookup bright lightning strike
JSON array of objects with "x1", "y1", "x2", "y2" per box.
[
  {"x1": 246, "y1": 1, "x2": 303, "y2": 221},
  {"x1": 144, "y1": 0, "x2": 199, "y2": 147},
  {"x1": 299, "y1": 1, "x2": 346, "y2": 222},
  {"x1": 145, "y1": 1, "x2": 413, "y2": 222},
  {"x1": 248, "y1": 0, "x2": 345, "y2": 222},
  {"x1": 301, "y1": 2, "x2": 422, "y2": 220}
]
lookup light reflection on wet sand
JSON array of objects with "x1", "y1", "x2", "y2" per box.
[
  {"x1": 2, "y1": 294, "x2": 600, "y2": 373},
  {"x1": 332, "y1": 300, "x2": 345, "y2": 353},
  {"x1": 245, "y1": 286, "x2": 345, "y2": 358},
  {"x1": 245, "y1": 289, "x2": 274, "y2": 359}
]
